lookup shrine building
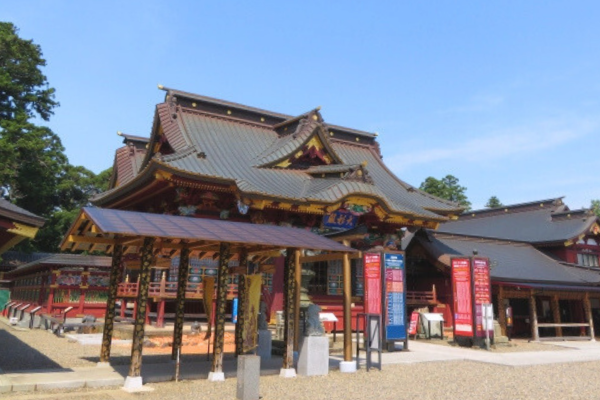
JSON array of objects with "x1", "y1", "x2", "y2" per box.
[
  {"x1": 406, "y1": 198, "x2": 600, "y2": 341},
  {"x1": 93, "y1": 86, "x2": 463, "y2": 328}
]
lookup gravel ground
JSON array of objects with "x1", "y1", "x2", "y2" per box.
[{"x1": 5, "y1": 360, "x2": 600, "y2": 400}]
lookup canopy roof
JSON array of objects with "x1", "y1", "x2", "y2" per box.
[{"x1": 61, "y1": 207, "x2": 355, "y2": 256}]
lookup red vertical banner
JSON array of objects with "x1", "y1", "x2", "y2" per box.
[
  {"x1": 451, "y1": 257, "x2": 473, "y2": 337},
  {"x1": 363, "y1": 253, "x2": 382, "y2": 315},
  {"x1": 472, "y1": 257, "x2": 493, "y2": 338}
]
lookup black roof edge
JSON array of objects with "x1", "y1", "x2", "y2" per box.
[
  {"x1": 460, "y1": 197, "x2": 565, "y2": 217},
  {"x1": 159, "y1": 86, "x2": 377, "y2": 139}
]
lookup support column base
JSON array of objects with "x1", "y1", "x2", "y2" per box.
[
  {"x1": 208, "y1": 371, "x2": 225, "y2": 382},
  {"x1": 279, "y1": 368, "x2": 296, "y2": 378},
  {"x1": 122, "y1": 376, "x2": 146, "y2": 392},
  {"x1": 96, "y1": 362, "x2": 111, "y2": 368},
  {"x1": 339, "y1": 361, "x2": 357, "y2": 373}
]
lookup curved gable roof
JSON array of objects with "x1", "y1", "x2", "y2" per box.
[{"x1": 94, "y1": 88, "x2": 464, "y2": 223}]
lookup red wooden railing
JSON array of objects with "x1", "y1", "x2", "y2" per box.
[
  {"x1": 406, "y1": 285, "x2": 438, "y2": 305},
  {"x1": 117, "y1": 281, "x2": 236, "y2": 299}
]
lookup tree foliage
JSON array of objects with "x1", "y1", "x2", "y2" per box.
[
  {"x1": 485, "y1": 196, "x2": 503, "y2": 209},
  {"x1": 419, "y1": 175, "x2": 471, "y2": 210},
  {"x1": 0, "y1": 22, "x2": 58, "y2": 121},
  {"x1": 591, "y1": 200, "x2": 600, "y2": 218},
  {"x1": 0, "y1": 22, "x2": 111, "y2": 252}
]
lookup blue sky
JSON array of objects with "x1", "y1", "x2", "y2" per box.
[{"x1": 4, "y1": 1, "x2": 600, "y2": 210}]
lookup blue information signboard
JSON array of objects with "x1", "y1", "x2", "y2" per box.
[{"x1": 383, "y1": 253, "x2": 406, "y2": 341}]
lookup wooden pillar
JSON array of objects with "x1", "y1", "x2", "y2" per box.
[
  {"x1": 293, "y1": 249, "x2": 301, "y2": 351},
  {"x1": 211, "y1": 242, "x2": 232, "y2": 376},
  {"x1": 584, "y1": 292, "x2": 596, "y2": 341},
  {"x1": 235, "y1": 249, "x2": 248, "y2": 356},
  {"x1": 551, "y1": 295, "x2": 562, "y2": 337},
  {"x1": 145, "y1": 301, "x2": 151, "y2": 325},
  {"x1": 127, "y1": 237, "x2": 155, "y2": 379},
  {"x1": 342, "y1": 249, "x2": 352, "y2": 362},
  {"x1": 47, "y1": 272, "x2": 58, "y2": 314},
  {"x1": 78, "y1": 290, "x2": 85, "y2": 314},
  {"x1": 99, "y1": 243, "x2": 123, "y2": 363},
  {"x1": 38, "y1": 274, "x2": 46, "y2": 306},
  {"x1": 282, "y1": 248, "x2": 296, "y2": 370},
  {"x1": 497, "y1": 285, "x2": 506, "y2": 336},
  {"x1": 120, "y1": 300, "x2": 126, "y2": 318},
  {"x1": 529, "y1": 290, "x2": 539, "y2": 342},
  {"x1": 156, "y1": 300, "x2": 166, "y2": 328},
  {"x1": 132, "y1": 300, "x2": 138, "y2": 320},
  {"x1": 171, "y1": 247, "x2": 190, "y2": 360}
]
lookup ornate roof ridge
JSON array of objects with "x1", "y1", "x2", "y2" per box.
[
  {"x1": 460, "y1": 197, "x2": 565, "y2": 219},
  {"x1": 160, "y1": 86, "x2": 377, "y2": 138},
  {"x1": 179, "y1": 105, "x2": 273, "y2": 130}
]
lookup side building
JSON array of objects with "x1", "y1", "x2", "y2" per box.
[
  {"x1": 406, "y1": 198, "x2": 600, "y2": 340},
  {"x1": 4, "y1": 252, "x2": 112, "y2": 318},
  {"x1": 0, "y1": 199, "x2": 45, "y2": 311}
]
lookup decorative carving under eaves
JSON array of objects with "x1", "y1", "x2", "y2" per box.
[
  {"x1": 344, "y1": 166, "x2": 374, "y2": 184},
  {"x1": 167, "y1": 93, "x2": 178, "y2": 119}
]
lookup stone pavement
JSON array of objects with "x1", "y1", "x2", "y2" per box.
[
  {"x1": 2, "y1": 339, "x2": 600, "y2": 393},
  {"x1": 376, "y1": 340, "x2": 600, "y2": 367}
]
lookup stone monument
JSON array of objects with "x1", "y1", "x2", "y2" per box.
[
  {"x1": 256, "y1": 301, "x2": 272, "y2": 359},
  {"x1": 298, "y1": 303, "x2": 329, "y2": 376}
]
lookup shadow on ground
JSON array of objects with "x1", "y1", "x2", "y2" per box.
[{"x1": 0, "y1": 330, "x2": 65, "y2": 372}]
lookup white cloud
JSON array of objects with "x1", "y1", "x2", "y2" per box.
[{"x1": 387, "y1": 117, "x2": 597, "y2": 171}]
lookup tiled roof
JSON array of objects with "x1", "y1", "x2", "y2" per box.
[
  {"x1": 0, "y1": 198, "x2": 45, "y2": 227},
  {"x1": 415, "y1": 232, "x2": 600, "y2": 286},
  {"x1": 0, "y1": 251, "x2": 52, "y2": 270},
  {"x1": 7, "y1": 253, "x2": 112, "y2": 277},
  {"x1": 95, "y1": 89, "x2": 464, "y2": 221},
  {"x1": 438, "y1": 198, "x2": 599, "y2": 244}
]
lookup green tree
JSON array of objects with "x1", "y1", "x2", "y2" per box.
[
  {"x1": 485, "y1": 196, "x2": 503, "y2": 209},
  {"x1": 0, "y1": 22, "x2": 111, "y2": 252},
  {"x1": 419, "y1": 174, "x2": 471, "y2": 210},
  {"x1": 0, "y1": 22, "x2": 58, "y2": 121},
  {"x1": 591, "y1": 200, "x2": 600, "y2": 218},
  {"x1": 0, "y1": 22, "x2": 65, "y2": 213}
]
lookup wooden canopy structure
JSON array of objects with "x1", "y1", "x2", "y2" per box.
[{"x1": 61, "y1": 207, "x2": 355, "y2": 386}]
